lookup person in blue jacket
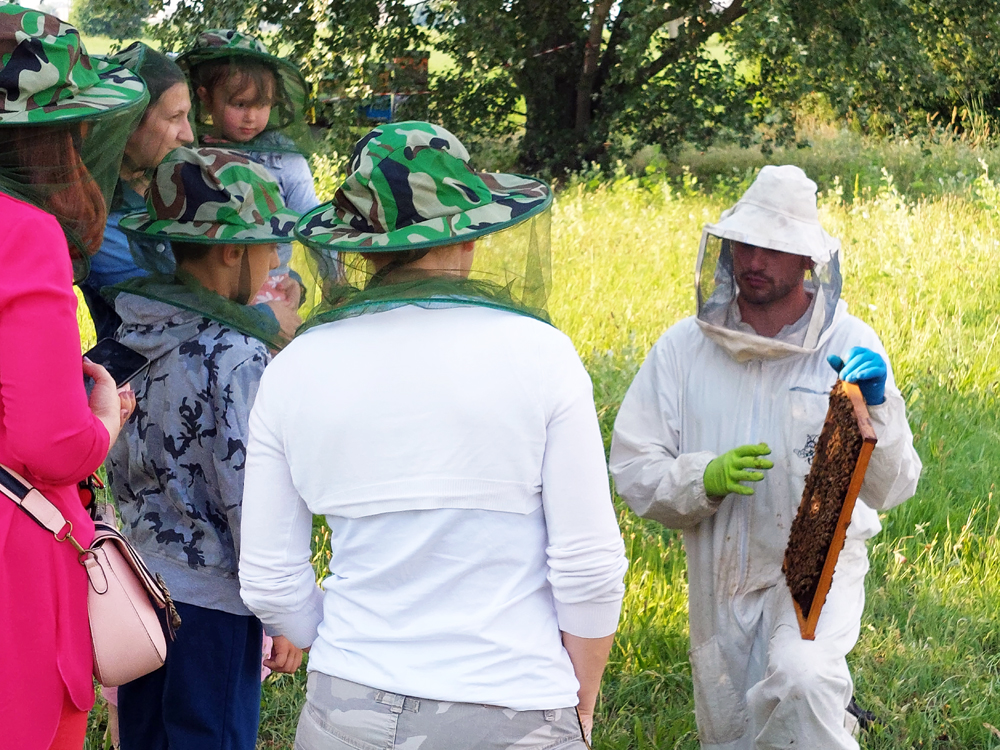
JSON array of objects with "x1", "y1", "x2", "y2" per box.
[{"x1": 79, "y1": 42, "x2": 193, "y2": 341}]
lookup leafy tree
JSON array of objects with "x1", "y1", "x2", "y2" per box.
[
  {"x1": 424, "y1": 0, "x2": 757, "y2": 171},
  {"x1": 142, "y1": 0, "x2": 1000, "y2": 171},
  {"x1": 424, "y1": 0, "x2": 1000, "y2": 168},
  {"x1": 70, "y1": 0, "x2": 150, "y2": 40},
  {"x1": 144, "y1": 0, "x2": 757, "y2": 172},
  {"x1": 146, "y1": 0, "x2": 318, "y2": 71},
  {"x1": 727, "y1": 1, "x2": 1000, "y2": 138}
]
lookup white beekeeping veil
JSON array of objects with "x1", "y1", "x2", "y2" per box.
[{"x1": 695, "y1": 165, "x2": 843, "y2": 360}]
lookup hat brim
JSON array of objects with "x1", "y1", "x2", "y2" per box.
[
  {"x1": 118, "y1": 206, "x2": 301, "y2": 245},
  {"x1": 295, "y1": 173, "x2": 552, "y2": 252},
  {"x1": 0, "y1": 58, "x2": 148, "y2": 125},
  {"x1": 177, "y1": 47, "x2": 306, "y2": 88},
  {"x1": 705, "y1": 202, "x2": 839, "y2": 264}
]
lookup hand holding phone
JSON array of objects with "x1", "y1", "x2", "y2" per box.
[
  {"x1": 83, "y1": 358, "x2": 136, "y2": 444},
  {"x1": 82, "y1": 341, "x2": 147, "y2": 440},
  {"x1": 83, "y1": 339, "x2": 150, "y2": 390}
]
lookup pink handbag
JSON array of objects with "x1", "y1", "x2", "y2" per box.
[{"x1": 0, "y1": 464, "x2": 180, "y2": 686}]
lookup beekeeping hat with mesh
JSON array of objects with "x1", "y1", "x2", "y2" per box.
[
  {"x1": 294, "y1": 120, "x2": 553, "y2": 333},
  {"x1": 177, "y1": 29, "x2": 311, "y2": 155},
  {"x1": 695, "y1": 165, "x2": 843, "y2": 360},
  {"x1": 0, "y1": 4, "x2": 148, "y2": 282},
  {"x1": 111, "y1": 146, "x2": 299, "y2": 350}
]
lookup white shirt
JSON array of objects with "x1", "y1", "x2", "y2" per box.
[{"x1": 239, "y1": 304, "x2": 627, "y2": 710}]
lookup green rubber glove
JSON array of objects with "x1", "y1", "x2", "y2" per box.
[{"x1": 703, "y1": 443, "x2": 774, "y2": 498}]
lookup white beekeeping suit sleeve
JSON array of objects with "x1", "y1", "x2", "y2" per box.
[{"x1": 610, "y1": 334, "x2": 718, "y2": 529}]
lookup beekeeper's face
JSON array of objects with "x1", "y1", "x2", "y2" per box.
[{"x1": 731, "y1": 241, "x2": 812, "y2": 306}]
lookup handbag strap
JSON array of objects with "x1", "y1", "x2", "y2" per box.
[
  {"x1": 0, "y1": 463, "x2": 87, "y2": 556},
  {"x1": 0, "y1": 463, "x2": 182, "y2": 637}
]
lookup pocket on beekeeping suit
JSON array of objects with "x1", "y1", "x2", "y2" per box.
[{"x1": 785, "y1": 385, "x2": 831, "y2": 483}]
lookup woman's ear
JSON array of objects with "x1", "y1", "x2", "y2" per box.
[{"x1": 196, "y1": 85, "x2": 211, "y2": 105}]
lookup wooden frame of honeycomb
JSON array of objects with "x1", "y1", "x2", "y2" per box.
[{"x1": 783, "y1": 380, "x2": 878, "y2": 640}]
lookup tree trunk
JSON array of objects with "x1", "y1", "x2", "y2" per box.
[
  {"x1": 512, "y1": 0, "x2": 589, "y2": 172},
  {"x1": 518, "y1": 58, "x2": 584, "y2": 172},
  {"x1": 576, "y1": 0, "x2": 614, "y2": 133}
]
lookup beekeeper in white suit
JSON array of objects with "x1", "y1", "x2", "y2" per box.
[{"x1": 610, "y1": 165, "x2": 921, "y2": 750}]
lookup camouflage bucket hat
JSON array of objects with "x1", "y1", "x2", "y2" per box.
[
  {"x1": 0, "y1": 4, "x2": 147, "y2": 124},
  {"x1": 119, "y1": 146, "x2": 299, "y2": 243},
  {"x1": 295, "y1": 121, "x2": 552, "y2": 252},
  {"x1": 176, "y1": 29, "x2": 307, "y2": 132},
  {"x1": 102, "y1": 39, "x2": 150, "y2": 72}
]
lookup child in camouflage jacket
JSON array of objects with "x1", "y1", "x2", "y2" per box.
[{"x1": 106, "y1": 146, "x2": 304, "y2": 750}]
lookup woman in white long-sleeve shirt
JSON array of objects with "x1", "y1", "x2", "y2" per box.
[{"x1": 238, "y1": 121, "x2": 628, "y2": 749}]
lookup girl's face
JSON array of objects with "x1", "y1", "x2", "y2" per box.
[
  {"x1": 199, "y1": 73, "x2": 275, "y2": 143},
  {"x1": 124, "y1": 82, "x2": 194, "y2": 171}
]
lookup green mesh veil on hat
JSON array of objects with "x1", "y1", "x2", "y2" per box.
[
  {"x1": 110, "y1": 146, "x2": 300, "y2": 350},
  {"x1": 113, "y1": 271, "x2": 287, "y2": 350},
  {"x1": 96, "y1": 42, "x2": 191, "y2": 211},
  {"x1": 100, "y1": 41, "x2": 187, "y2": 112},
  {"x1": 295, "y1": 121, "x2": 553, "y2": 332},
  {"x1": 176, "y1": 29, "x2": 311, "y2": 155},
  {"x1": 0, "y1": 4, "x2": 149, "y2": 282}
]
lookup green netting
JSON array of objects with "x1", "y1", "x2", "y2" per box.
[
  {"x1": 0, "y1": 94, "x2": 148, "y2": 282},
  {"x1": 179, "y1": 43, "x2": 313, "y2": 156},
  {"x1": 109, "y1": 271, "x2": 286, "y2": 350},
  {"x1": 96, "y1": 42, "x2": 192, "y2": 192},
  {"x1": 298, "y1": 208, "x2": 552, "y2": 334}
]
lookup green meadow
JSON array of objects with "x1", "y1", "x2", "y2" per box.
[{"x1": 82, "y1": 129, "x2": 1000, "y2": 748}]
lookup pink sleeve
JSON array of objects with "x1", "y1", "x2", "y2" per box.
[{"x1": 0, "y1": 199, "x2": 110, "y2": 484}]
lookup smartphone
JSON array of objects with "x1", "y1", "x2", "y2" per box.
[{"x1": 83, "y1": 338, "x2": 150, "y2": 389}]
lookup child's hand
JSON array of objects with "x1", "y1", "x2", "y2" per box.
[
  {"x1": 264, "y1": 635, "x2": 304, "y2": 674},
  {"x1": 264, "y1": 300, "x2": 303, "y2": 346},
  {"x1": 275, "y1": 275, "x2": 303, "y2": 309}
]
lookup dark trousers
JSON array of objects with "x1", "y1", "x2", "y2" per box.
[{"x1": 118, "y1": 601, "x2": 264, "y2": 750}]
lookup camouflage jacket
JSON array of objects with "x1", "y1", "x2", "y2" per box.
[{"x1": 107, "y1": 292, "x2": 270, "y2": 616}]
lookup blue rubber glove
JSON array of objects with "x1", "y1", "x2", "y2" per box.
[
  {"x1": 827, "y1": 347, "x2": 887, "y2": 405},
  {"x1": 703, "y1": 443, "x2": 774, "y2": 498}
]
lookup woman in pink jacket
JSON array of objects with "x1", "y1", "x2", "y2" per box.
[{"x1": 0, "y1": 6, "x2": 147, "y2": 749}]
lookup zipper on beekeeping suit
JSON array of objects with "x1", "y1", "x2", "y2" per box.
[{"x1": 737, "y1": 358, "x2": 765, "y2": 591}]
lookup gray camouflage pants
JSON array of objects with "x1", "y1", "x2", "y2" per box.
[{"x1": 295, "y1": 672, "x2": 590, "y2": 750}]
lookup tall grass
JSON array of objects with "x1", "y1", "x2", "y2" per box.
[
  {"x1": 83, "y1": 137, "x2": 1000, "y2": 748},
  {"x1": 633, "y1": 121, "x2": 1000, "y2": 206}
]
